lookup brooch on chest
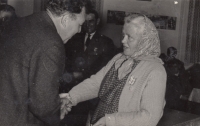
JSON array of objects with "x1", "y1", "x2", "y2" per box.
[
  {"x1": 129, "y1": 76, "x2": 136, "y2": 91},
  {"x1": 94, "y1": 47, "x2": 98, "y2": 52},
  {"x1": 94, "y1": 47, "x2": 98, "y2": 55}
]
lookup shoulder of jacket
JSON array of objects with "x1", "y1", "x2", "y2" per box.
[
  {"x1": 104, "y1": 53, "x2": 123, "y2": 69},
  {"x1": 98, "y1": 34, "x2": 112, "y2": 41},
  {"x1": 112, "y1": 53, "x2": 123, "y2": 61}
]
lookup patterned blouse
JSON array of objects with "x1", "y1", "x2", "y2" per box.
[{"x1": 90, "y1": 60, "x2": 140, "y2": 124}]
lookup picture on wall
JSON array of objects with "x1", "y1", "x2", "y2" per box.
[
  {"x1": 146, "y1": 15, "x2": 176, "y2": 30},
  {"x1": 107, "y1": 10, "x2": 125, "y2": 25},
  {"x1": 107, "y1": 10, "x2": 177, "y2": 30},
  {"x1": 125, "y1": 12, "x2": 140, "y2": 17}
]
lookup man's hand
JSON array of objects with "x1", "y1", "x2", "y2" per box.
[
  {"x1": 60, "y1": 93, "x2": 73, "y2": 119},
  {"x1": 93, "y1": 117, "x2": 106, "y2": 126},
  {"x1": 60, "y1": 98, "x2": 72, "y2": 119}
]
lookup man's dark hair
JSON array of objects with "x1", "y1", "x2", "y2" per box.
[
  {"x1": 88, "y1": 9, "x2": 99, "y2": 20},
  {"x1": 0, "y1": 4, "x2": 17, "y2": 27},
  {"x1": 0, "y1": 4, "x2": 15, "y2": 11},
  {"x1": 167, "y1": 46, "x2": 177, "y2": 57},
  {"x1": 46, "y1": 0, "x2": 91, "y2": 17}
]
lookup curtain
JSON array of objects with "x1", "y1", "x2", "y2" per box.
[
  {"x1": 185, "y1": 0, "x2": 200, "y2": 63},
  {"x1": 91, "y1": 0, "x2": 103, "y2": 17}
]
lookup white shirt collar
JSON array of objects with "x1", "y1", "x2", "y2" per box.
[
  {"x1": 86, "y1": 31, "x2": 96, "y2": 39},
  {"x1": 84, "y1": 32, "x2": 96, "y2": 50}
]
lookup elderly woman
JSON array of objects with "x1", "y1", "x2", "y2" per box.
[{"x1": 61, "y1": 14, "x2": 167, "y2": 126}]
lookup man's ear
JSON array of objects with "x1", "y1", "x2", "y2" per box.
[
  {"x1": 96, "y1": 18, "x2": 100, "y2": 25},
  {"x1": 61, "y1": 14, "x2": 70, "y2": 28}
]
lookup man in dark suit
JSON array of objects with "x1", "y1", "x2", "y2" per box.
[
  {"x1": 0, "y1": 0, "x2": 88, "y2": 125},
  {"x1": 0, "y1": 4, "x2": 17, "y2": 35},
  {"x1": 60, "y1": 9, "x2": 116, "y2": 126},
  {"x1": 63, "y1": 9, "x2": 116, "y2": 90}
]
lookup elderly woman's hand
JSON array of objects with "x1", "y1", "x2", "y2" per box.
[
  {"x1": 93, "y1": 117, "x2": 106, "y2": 126},
  {"x1": 59, "y1": 93, "x2": 73, "y2": 119}
]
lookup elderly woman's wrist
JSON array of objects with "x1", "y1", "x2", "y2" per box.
[{"x1": 64, "y1": 93, "x2": 75, "y2": 106}]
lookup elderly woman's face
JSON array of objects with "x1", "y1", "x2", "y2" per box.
[{"x1": 122, "y1": 19, "x2": 143, "y2": 56}]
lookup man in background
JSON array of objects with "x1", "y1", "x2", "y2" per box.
[
  {"x1": 63, "y1": 9, "x2": 116, "y2": 91},
  {"x1": 0, "y1": 4, "x2": 17, "y2": 34},
  {"x1": 163, "y1": 47, "x2": 192, "y2": 111},
  {"x1": 0, "y1": 0, "x2": 88, "y2": 125},
  {"x1": 60, "y1": 9, "x2": 116, "y2": 126}
]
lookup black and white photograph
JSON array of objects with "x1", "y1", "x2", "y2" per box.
[
  {"x1": 107, "y1": 10, "x2": 126, "y2": 25},
  {"x1": 147, "y1": 15, "x2": 177, "y2": 30},
  {"x1": 0, "y1": 0, "x2": 200, "y2": 126}
]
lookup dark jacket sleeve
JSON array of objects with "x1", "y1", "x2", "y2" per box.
[{"x1": 28, "y1": 45, "x2": 65, "y2": 126}]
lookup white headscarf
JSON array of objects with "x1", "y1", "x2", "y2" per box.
[{"x1": 115, "y1": 15, "x2": 162, "y2": 79}]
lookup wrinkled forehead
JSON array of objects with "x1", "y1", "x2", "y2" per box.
[
  {"x1": 86, "y1": 13, "x2": 95, "y2": 21},
  {"x1": 123, "y1": 18, "x2": 145, "y2": 34},
  {"x1": 123, "y1": 23, "x2": 138, "y2": 32}
]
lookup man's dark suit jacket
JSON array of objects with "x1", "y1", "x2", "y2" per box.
[
  {"x1": 64, "y1": 32, "x2": 116, "y2": 87},
  {"x1": 61, "y1": 32, "x2": 116, "y2": 126},
  {"x1": 0, "y1": 12, "x2": 65, "y2": 126}
]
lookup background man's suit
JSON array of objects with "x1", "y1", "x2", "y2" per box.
[
  {"x1": 60, "y1": 32, "x2": 116, "y2": 126},
  {"x1": 64, "y1": 32, "x2": 116, "y2": 88}
]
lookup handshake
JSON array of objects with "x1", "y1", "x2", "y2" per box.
[
  {"x1": 59, "y1": 93, "x2": 106, "y2": 126},
  {"x1": 59, "y1": 93, "x2": 73, "y2": 120}
]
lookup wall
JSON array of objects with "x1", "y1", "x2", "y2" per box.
[
  {"x1": 33, "y1": 0, "x2": 41, "y2": 13},
  {"x1": 7, "y1": 0, "x2": 34, "y2": 17},
  {"x1": 6, "y1": 0, "x2": 189, "y2": 60},
  {"x1": 100, "y1": 0, "x2": 189, "y2": 60}
]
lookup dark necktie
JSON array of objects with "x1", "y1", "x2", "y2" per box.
[{"x1": 85, "y1": 34, "x2": 91, "y2": 47}]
